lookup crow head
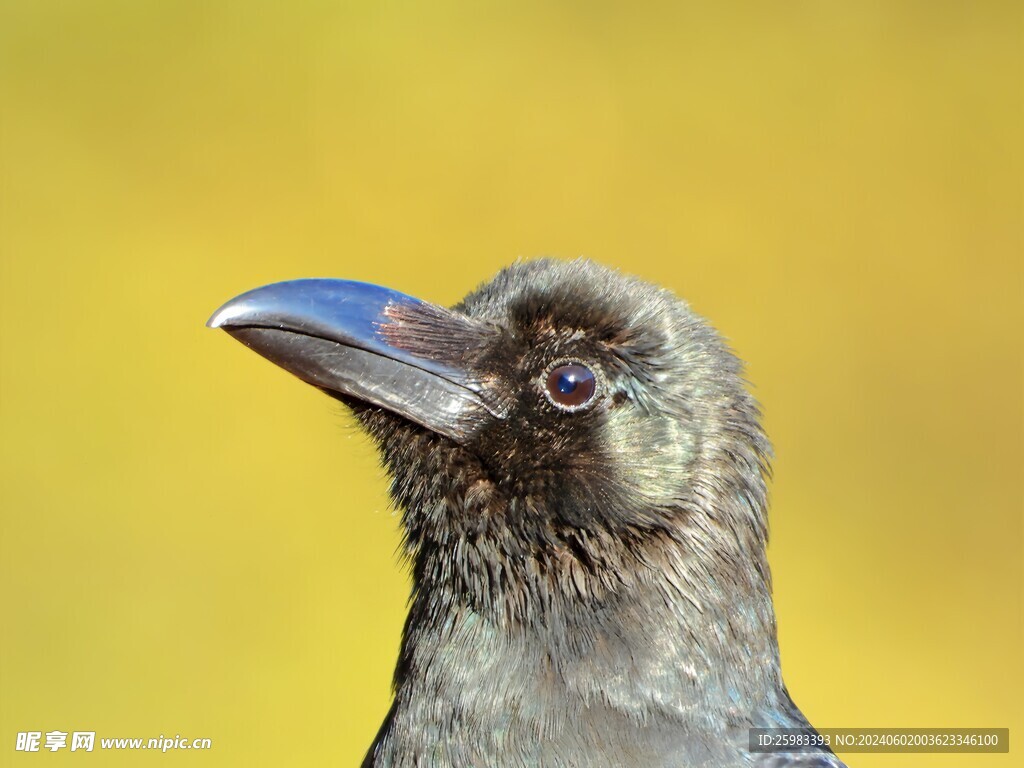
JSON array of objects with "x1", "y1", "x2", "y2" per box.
[
  {"x1": 209, "y1": 258, "x2": 772, "y2": 629},
  {"x1": 209, "y1": 259, "x2": 839, "y2": 767}
]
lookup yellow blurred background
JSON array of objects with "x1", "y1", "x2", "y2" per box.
[{"x1": 1, "y1": 2, "x2": 1020, "y2": 766}]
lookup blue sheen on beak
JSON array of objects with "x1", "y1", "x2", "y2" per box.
[
  {"x1": 208, "y1": 278, "x2": 495, "y2": 443},
  {"x1": 208, "y1": 279, "x2": 473, "y2": 383}
]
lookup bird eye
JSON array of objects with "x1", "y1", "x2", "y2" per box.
[{"x1": 544, "y1": 363, "x2": 597, "y2": 410}]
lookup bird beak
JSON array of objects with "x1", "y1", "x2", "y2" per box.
[{"x1": 207, "y1": 278, "x2": 502, "y2": 443}]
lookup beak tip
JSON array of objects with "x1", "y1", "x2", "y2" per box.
[{"x1": 206, "y1": 301, "x2": 243, "y2": 329}]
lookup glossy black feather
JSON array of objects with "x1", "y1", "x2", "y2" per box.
[{"x1": 345, "y1": 259, "x2": 844, "y2": 767}]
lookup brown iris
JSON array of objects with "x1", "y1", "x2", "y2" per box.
[{"x1": 545, "y1": 363, "x2": 597, "y2": 409}]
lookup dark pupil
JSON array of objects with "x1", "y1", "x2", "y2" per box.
[
  {"x1": 546, "y1": 364, "x2": 596, "y2": 408},
  {"x1": 557, "y1": 373, "x2": 578, "y2": 394}
]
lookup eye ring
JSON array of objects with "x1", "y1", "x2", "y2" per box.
[{"x1": 541, "y1": 360, "x2": 601, "y2": 412}]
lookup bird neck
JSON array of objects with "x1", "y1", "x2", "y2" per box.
[
  {"x1": 366, "y1": 528, "x2": 786, "y2": 767},
  {"x1": 397, "y1": 521, "x2": 781, "y2": 709},
  {"x1": 422, "y1": 522, "x2": 777, "y2": 656}
]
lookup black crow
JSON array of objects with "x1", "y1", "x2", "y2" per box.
[{"x1": 209, "y1": 258, "x2": 846, "y2": 767}]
